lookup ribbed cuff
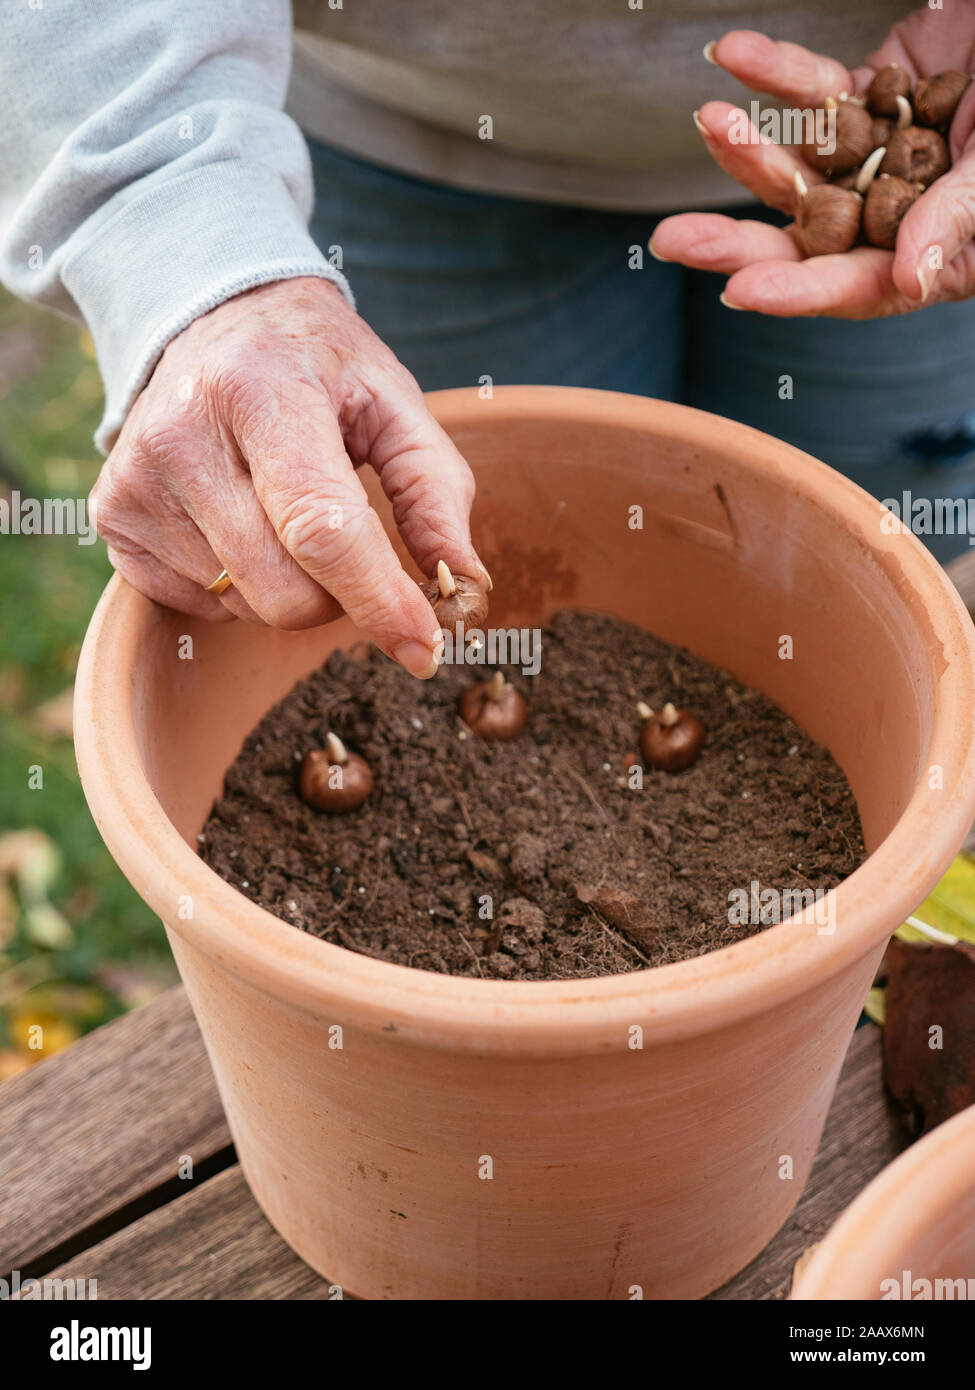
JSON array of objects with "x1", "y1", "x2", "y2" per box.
[{"x1": 60, "y1": 160, "x2": 353, "y2": 451}]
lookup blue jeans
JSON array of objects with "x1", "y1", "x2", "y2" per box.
[{"x1": 308, "y1": 140, "x2": 975, "y2": 563}]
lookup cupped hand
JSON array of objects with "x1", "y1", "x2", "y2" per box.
[
  {"x1": 91, "y1": 278, "x2": 488, "y2": 678},
  {"x1": 651, "y1": 8, "x2": 975, "y2": 316}
]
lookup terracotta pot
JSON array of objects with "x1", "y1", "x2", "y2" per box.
[
  {"x1": 74, "y1": 386, "x2": 975, "y2": 1300},
  {"x1": 792, "y1": 1103, "x2": 975, "y2": 1300}
]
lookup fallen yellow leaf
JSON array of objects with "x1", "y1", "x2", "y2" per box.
[
  {"x1": 9, "y1": 1009, "x2": 79, "y2": 1057},
  {"x1": 23, "y1": 902, "x2": 74, "y2": 949},
  {"x1": 863, "y1": 988, "x2": 886, "y2": 1026},
  {"x1": 898, "y1": 852, "x2": 975, "y2": 944}
]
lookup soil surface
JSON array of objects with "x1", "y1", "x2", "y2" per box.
[{"x1": 201, "y1": 611, "x2": 865, "y2": 980}]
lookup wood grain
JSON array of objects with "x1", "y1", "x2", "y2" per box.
[
  {"x1": 41, "y1": 1166, "x2": 337, "y2": 1301},
  {"x1": 0, "y1": 986, "x2": 230, "y2": 1274},
  {"x1": 713, "y1": 1022, "x2": 908, "y2": 1299}
]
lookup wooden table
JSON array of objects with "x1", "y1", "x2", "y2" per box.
[{"x1": 0, "y1": 986, "x2": 909, "y2": 1300}]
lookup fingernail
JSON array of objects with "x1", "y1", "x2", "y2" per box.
[
  {"x1": 916, "y1": 255, "x2": 935, "y2": 301},
  {"x1": 648, "y1": 240, "x2": 672, "y2": 263},
  {"x1": 703, "y1": 41, "x2": 718, "y2": 65},
  {"x1": 692, "y1": 109, "x2": 708, "y2": 138},
  {"x1": 719, "y1": 292, "x2": 744, "y2": 311},
  {"x1": 393, "y1": 638, "x2": 442, "y2": 680},
  {"x1": 473, "y1": 556, "x2": 493, "y2": 591}
]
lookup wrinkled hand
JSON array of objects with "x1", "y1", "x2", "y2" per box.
[
  {"x1": 651, "y1": 7, "x2": 975, "y2": 316},
  {"x1": 91, "y1": 277, "x2": 487, "y2": 677}
]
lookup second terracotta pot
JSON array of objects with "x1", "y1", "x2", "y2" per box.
[
  {"x1": 74, "y1": 387, "x2": 975, "y2": 1299},
  {"x1": 792, "y1": 1103, "x2": 975, "y2": 1300}
]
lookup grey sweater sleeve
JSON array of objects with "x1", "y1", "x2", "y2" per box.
[{"x1": 0, "y1": 0, "x2": 351, "y2": 451}]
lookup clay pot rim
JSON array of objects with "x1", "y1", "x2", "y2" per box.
[
  {"x1": 75, "y1": 387, "x2": 975, "y2": 1055},
  {"x1": 791, "y1": 1102, "x2": 975, "y2": 1299}
]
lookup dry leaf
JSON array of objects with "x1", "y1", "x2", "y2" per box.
[
  {"x1": 22, "y1": 902, "x2": 74, "y2": 950},
  {"x1": 575, "y1": 882, "x2": 659, "y2": 953},
  {"x1": 9, "y1": 1009, "x2": 79, "y2": 1057},
  {"x1": 897, "y1": 852, "x2": 975, "y2": 945},
  {"x1": 883, "y1": 936, "x2": 975, "y2": 1134},
  {"x1": 0, "y1": 829, "x2": 60, "y2": 899},
  {"x1": 863, "y1": 987, "x2": 886, "y2": 1026}
]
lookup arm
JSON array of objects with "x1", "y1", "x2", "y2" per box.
[
  {"x1": 0, "y1": 0, "x2": 348, "y2": 448},
  {"x1": 0, "y1": 2, "x2": 483, "y2": 662}
]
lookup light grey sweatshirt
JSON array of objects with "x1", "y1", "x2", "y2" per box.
[
  {"x1": 0, "y1": 1, "x2": 910, "y2": 450},
  {"x1": 0, "y1": 0, "x2": 350, "y2": 451}
]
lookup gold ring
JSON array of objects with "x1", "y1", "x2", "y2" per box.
[{"x1": 204, "y1": 568, "x2": 232, "y2": 596}]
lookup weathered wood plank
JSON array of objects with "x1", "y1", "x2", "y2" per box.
[
  {"x1": 42, "y1": 1166, "x2": 336, "y2": 1301},
  {"x1": 0, "y1": 986, "x2": 230, "y2": 1273},
  {"x1": 713, "y1": 1022, "x2": 907, "y2": 1299}
]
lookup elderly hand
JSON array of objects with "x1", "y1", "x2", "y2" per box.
[
  {"x1": 90, "y1": 277, "x2": 487, "y2": 677},
  {"x1": 651, "y1": 8, "x2": 975, "y2": 316}
]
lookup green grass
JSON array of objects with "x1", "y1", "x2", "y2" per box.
[{"x1": 0, "y1": 292, "x2": 171, "y2": 1060}]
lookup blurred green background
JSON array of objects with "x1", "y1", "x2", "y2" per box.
[{"x1": 0, "y1": 289, "x2": 176, "y2": 1079}]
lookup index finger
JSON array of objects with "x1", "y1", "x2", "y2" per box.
[
  {"x1": 708, "y1": 29, "x2": 856, "y2": 106},
  {"x1": 693, "y1": 100, "x2": 821, "y2": 213},
  {"x1": 361, "y1": 374, "x2": 487, "y2": 588},
  {"x1": 240, "y1": 384, "x2": 445, "y2": 678}
]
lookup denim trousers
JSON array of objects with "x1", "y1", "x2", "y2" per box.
[{"x1": 308, "y1": 139, "x2": 975, "y2": 563}]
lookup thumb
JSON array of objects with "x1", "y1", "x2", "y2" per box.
[{"x1": 893, "y1": 144, "x2": 975, "y2": 301}]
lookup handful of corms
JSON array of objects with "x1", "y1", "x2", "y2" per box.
[{"x1": 794, "y1": 66, "x2": 971, "y2": 257}]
